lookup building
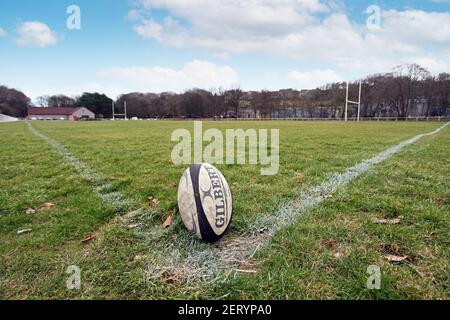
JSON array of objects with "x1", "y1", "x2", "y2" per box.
[
  {"x1": 28, "y1": 107, "x2": 95, "y2": 120},
  {"x1": 0, "y1": 114, "x2": 19, "y2": 122}
]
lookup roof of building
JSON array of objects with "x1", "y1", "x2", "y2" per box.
[{"x1": 28, "y1": 107, "x2": 82, "y2": 116}]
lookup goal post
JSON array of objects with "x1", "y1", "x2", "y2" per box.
[
  {"x1": 112, "y1": 101, "x2": 128, "y2": 120},
  {"x1": 345, "y1": 80, "x2": 362, "y2": 122}
]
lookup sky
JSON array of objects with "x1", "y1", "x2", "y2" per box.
[{"x1": 0, "y1": 0, "x2": 449, "y2": 102}]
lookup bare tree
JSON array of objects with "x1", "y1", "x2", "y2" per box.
[
  {"x1": 36, "y1": 95, "x2": 50, "y2": 107},
  {"x1": 225, "y1": 87, "x2": 243, "y2": 117},
  {"x1": 392, "y1": 64, "x2": 431, "y2": 118}
]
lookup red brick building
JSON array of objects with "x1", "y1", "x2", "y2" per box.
[{"x1": 28, "y1": 107, "x2": 95, "y2": 120}]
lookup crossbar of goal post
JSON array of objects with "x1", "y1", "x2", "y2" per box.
[
  {"x1": 345, "y1": 80, "x2": 362, "y2": 122},
  {"x1": 112, "y1": 101, "x2": 128, "y2": 120}
]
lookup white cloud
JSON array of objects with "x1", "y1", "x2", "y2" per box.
[
  {"x1": 15, "y1": 21, "x2": 58, "y2": 48},
  {"x1": 127, "y1": 9, "x2": 143, "y2": 21},
  {"x1": 0, "y1": 27, "x2": 6, "y2": 37},
  {"x1": 98, "y1": 60, "x2": 239, "y2": 93},
  {"x1": 15, "y1": 61, "x2": 238, "y2": 101},
  {"x1": 287, "y1": 69, "x2": 343, "y2": 89},
  {"x1": 140, "y1": 0, "x2": 329, "y2": 29},
  {"x1": 134, "y1": 19, "x2": 164, "y2": 41},
  {"x1": 131, "y1": 1, "x2": 450, "y2": 74},
  {"x1": 380, "y1": 10, "x2": 450, "y2": 44},
  {"x1": 133, "y1": 0, "x2": 330, "y2": 55}
]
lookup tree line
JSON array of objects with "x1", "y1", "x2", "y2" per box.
[{"x1": 1, "y1": 64, "x2": 449, "y2": 119}]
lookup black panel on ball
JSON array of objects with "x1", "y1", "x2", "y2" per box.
[{"x1": 189, "y1": 164, "x2": 222, "y2": 243}]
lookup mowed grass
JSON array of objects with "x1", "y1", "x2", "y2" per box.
[{"x1": 0, "y1": 120, "x2": 448, "y2": 299}]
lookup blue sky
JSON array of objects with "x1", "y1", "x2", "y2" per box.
[{"x1": 0, "y1": 0, "x2": 449, "y2": 101}]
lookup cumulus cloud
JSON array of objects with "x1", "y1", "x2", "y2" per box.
[
  {"x1": 0, "y1": 27, "x2": 6, "y2": 37},
  {"x1": 131, "y1": 1, "x2": 450, "y2": 74},
  {"x1": 15, "y1": 21, "x2": 58, "y2": 48},
  {"x1": 287, "y1": 69, "x2": 343, "y2": 89},
  {"x1": 98, "y1": 60, "x2": 239, "y2": 93},
  {"x1": 132, "y1": 0, "x2": 329, "y2": 54}
]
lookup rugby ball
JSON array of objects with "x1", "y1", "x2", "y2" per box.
[{"x1": 177, "y1": 163, "x2": 232, "y2": 242}]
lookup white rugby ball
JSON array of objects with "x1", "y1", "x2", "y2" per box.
[{"x1": 177, "y1": 163, "x2": 233, "y2": 242}]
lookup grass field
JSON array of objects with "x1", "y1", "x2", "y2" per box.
[{"x1": 0, "y1": 120, "x2": 448, "y2": 299}]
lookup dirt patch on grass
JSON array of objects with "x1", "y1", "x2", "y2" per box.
[{"x1": 435, "y1": 197, "x2": 449, "y2": 206}]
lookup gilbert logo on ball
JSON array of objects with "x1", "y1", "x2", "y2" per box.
[{"x1": 177, "y1": 163, "x2": 232, "y2": 242}]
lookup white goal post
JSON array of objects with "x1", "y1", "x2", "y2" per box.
[
  {"x1": 112, "y1": 101, "x2": 128, "y2": 120},
  {"x1": 345, "y1": 80, "x2": 362, "y2": 122}
]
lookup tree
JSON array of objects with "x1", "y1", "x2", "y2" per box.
[
  {"x1": 422, "y1": 75, "x2": 438, "y2": 117},
  {"x1": 392, "y1": 64, "x2": 431, "y2": 118},
  {"x1": 0, "y1": 86, "x2": 30, "y2": 117},
  {"x1": 434, "y1": 73, "x2": 450, "y2": 116},
  {"x1": 225, "y1": 87, "x2": 243, "y2": 117},
  {"x1": 258, "y1": 90, "x2": 276, "y2": 118},
  {"x1": 36, "y1": 95, "x2": 76, "y2": 108},
  {"x1": 180, "y1": 90, "x2": 205, "y2": 118},
  {"x1": 361, "y1": 75, "x2": 392, "y2": 117},
  {"x1": 75, "y1": 93, "x2": 113, "y2": 118},
  {"x1": 36, "y1": 95, "x2": 50, "y2": 107},
  {"x1": 161, "y1": 92, "x2": 181, "y2": 118},
  {"x1": 215, "y1": 87, "x2": 226, "y2": 117},
  {"x1": 49, "y1": 95, "x2": 76, "y2": 108},
  {"x1": 117, "y1": 93, "x2": 155, "y2": 118}
]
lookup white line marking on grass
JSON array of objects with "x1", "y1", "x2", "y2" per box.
[
  {"x1": 253, "y1": 121, "x2": 450, "y2": 235},
  {"x1": 27, "y1": 122, "x2": 134, "y2": 212},
  {"x1": 138, "y1": 122, "x2": 449, "y2": 284}
]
